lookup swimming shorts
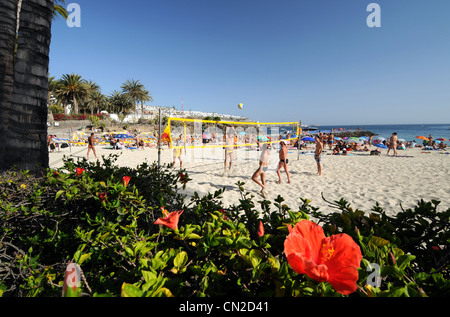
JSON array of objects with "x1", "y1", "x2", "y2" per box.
[{"x1": 314, "y1": 154, "x2": 322, "y2": 163}]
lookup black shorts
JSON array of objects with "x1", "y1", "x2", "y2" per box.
[{"x1": 280, "y1": 159, "x2": 289, "y2": 164}]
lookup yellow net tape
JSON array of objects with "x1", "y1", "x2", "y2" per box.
[{"x1": 166, "y1": 117, "x2": 301, "y2": 149}]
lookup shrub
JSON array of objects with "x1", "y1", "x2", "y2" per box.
[{"x1": 0, "y1": 155, "x2": 448, "y2": 297}]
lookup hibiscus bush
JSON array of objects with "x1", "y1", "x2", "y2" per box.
[{"x1": 0, "y1": 155, "x2": 449, "y2": 297}]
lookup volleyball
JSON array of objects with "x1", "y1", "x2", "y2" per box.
[{"x1": 238, "y1": 103, "x2": 244, "y2": 110}]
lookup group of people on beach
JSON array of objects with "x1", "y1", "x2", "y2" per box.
[{"x1": 250, "y1": 134, "x2": 325, "y2": 198}]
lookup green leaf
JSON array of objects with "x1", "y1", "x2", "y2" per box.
[
  {"x1": 368, "y1": 236, "x2": 390, "y2": 247},
  {"x1": 397, "y1": 254, "x2": 416, "y2": 270},
  {"x1": 121, "y1": 283, "x2": 144, "y2": 297},
  {"x1": 173, "y1": 251, "x2": 188, "y2": 269},
  {"x1": 55, "y1": 190, "x2": 64, "y2": 200},
  {"x1": 78, "y1": 253, "x2": 91, "y2": 265}
]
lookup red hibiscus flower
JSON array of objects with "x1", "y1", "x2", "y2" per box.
[
  {"x1": 257, "y1": 220, "x2": 265, "y2": 237},
  {"x1": 98, "y1": 192, "x2": 107, "y2": 202},
  {"x1": 154, "y1": 210, "x2": 184, "y2": 231},
  {"x1": 219, "y1": 209, "x2": 227, "y2": 220},
  {"x1": 284, "y1": 220, "x2": 362, "y2": 295},
  {"x1": 179, "y1": 173, "x2": 189, "y2": 184},
  {"x1": 75, "y1": 168, "x2": 85, "y2": 176},
  {"x1": 122, "y1": 176, "x2": 131, "y2": 187}
]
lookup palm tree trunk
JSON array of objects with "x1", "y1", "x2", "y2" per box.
[
  {"x1": 5, "y1": 0, "x2": 54, "y2": 170},
  {"x1": 0, "y1": 0, "x2": 19, "y2": 168},
  {"x1": 73, "y1": 94, "x2": 79, "y2": 114}
]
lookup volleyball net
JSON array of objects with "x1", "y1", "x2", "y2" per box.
[{"x1": 161, "y1": 117, "x2": 302, "y2": 150}]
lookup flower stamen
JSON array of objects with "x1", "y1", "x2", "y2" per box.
[{"x1": 321, "y1": 243, "x2": 334, "y2": 262}]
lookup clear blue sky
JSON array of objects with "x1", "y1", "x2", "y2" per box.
[{"x1": 49, "y1": 0, "x2": 450, "y2": 125}]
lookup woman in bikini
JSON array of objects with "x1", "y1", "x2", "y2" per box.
[
  {"x1": 252, "y1": 143, "x2": 269, "y2": 198},
  {"x1": 276, "y1": 140, "x2": 291, "y2": 184}
]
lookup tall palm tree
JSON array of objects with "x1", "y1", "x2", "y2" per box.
[
  {"x1": 121, "y1": 79, "x2": 153, "y2": 118},
  {"x1": 108, "y1": 90, "x2": 133, "y2": 115},
  {"x1": 0, "y1": 0, "x2": 54, "y2": 171},
  {"x1": 57, "y1": 73, "x2": 87, "y2": 114},
  {"x1": 0, "y1": 0, "x2": 18, "y2": 168},
  {"x1": 86, "y1": 90, "x2": 106, "y2": 115}
]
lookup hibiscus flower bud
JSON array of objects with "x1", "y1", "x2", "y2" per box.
[
  {"x1": 122, "y1": 176, "x2": 131, "y2": 187},
  {"x1": 257, "y1": 221, "x2": 265, "y2": 237}
]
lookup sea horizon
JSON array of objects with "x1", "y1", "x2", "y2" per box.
[{"x1": 309, "y1": 123, "x2": 450, "y2": 143}]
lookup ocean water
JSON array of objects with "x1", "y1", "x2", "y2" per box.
[{"x1": 311, "y1": 123, "x2": 450, "y2": 144}]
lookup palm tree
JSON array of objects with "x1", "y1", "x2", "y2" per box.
[
  {"x1": 121, "y1": 79, "x2": 153, "y2": 118},
  {"x1": 53, "y1": 0, "x2": 68, "y2": 20},
  {"x1": 0, "y1": 0, "x2": 54, "y2": 171},
  {"x1": 87, "y1": 90, "x2": 106, "y2": 115},
  {"x1": 0, "y1": 0, "x2": 18, "y2": 168},
  {"x1": 57, "y1": 73, "x2": 87, "y2": 114},
  {"x1": 82, "y1": 80, "x2": 101, "y2": 114},
  {"x1": 108, "y1": 90, "x2": 134, "y2": 115}
]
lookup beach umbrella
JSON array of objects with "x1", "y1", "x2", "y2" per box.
[
  {"x1": 256, "y1": 135, "x2": 270, "y2": 141},
  {"x1": 374, "y1": 144, "x2": 388, "y2": 149},
  {"x1": 373, "y1": 136, "x2": 385, "y2": 141},
  {"x1": 437, "y1": 138, "x2": 447, "y2": 141},
  {"x1": 345, "y1": 138, "x2": 363, "y2": 144},
  {"x1": 301, "y1": 137, "x2": 315, "y2": 142},
  {"x1": 416, "y1": 136, "x2": 429, "y2": 141}
]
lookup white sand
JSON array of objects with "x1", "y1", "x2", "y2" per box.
[{"x1": 49, "y1": 143, "x2": 450, "y2": 216}]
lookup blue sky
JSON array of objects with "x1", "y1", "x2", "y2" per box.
[{"x1": 49, "y1": 0, "x2": 450, "y2": 125}]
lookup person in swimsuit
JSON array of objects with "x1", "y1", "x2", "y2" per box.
[
  {"x1": 387, "y1": 132, "x2": 398, "y2": 157},
  {"x1": 223, "y1": 126, "x2": 236, "y2": 176},
  {"x1": 252, "y1": 143, "x2": 269, "y2": 198},
  {"x1": 314, "y1": 135, "x2": 323, "y2": 176},
  {"x1": 172, "y1": 135, "x2": 183, "y2": 168},
  {"x1": 87, "y1": 132, "x2": 97, "y2": 159},
  {"x1": 276, "y1": 140, "x2": 291, "y2": 184}
]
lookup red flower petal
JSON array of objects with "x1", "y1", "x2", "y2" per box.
[
  {"x1": 122, "y1": 176, "x2": 131, "y2": 187},
  {"x1": 154, "y1": 210, "x2": 184, "y2": 231},
  {"x1": 257, "y1": 221, "x2": 265, "y2": 237},
  {"x1": 284, "y1": 220, "x2": 362, "y2": 295}
]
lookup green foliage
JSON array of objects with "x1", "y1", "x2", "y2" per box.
[{"x1": 0, "y1": 156, "x2": 448, "y2": 297}]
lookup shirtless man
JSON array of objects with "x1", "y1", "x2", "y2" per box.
[
  {"x1": 252, "y1": 143, "x2": 269, "y2": 198},
  {"x1": 87, "y1": 133, "x2": 97, "y2": 159},
  {"x1": 387, "y1": 132, "x2": 398, "y2": 156},
  {"x1": 276, "y1": 140, "x2": 291, "y2": 184},
  {"x1": 328, "y1": 133, "x2": 334, "y2": 150},
  {"x1": 314, "y1": 135, "x2": 323, "y2": 176}
]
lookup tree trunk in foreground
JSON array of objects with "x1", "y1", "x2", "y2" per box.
[
  {"x1": 0, "y1": 0, "x2": 18, "y2": 169},
  {"x1": 0, "y1": 0, "x2": 54, "y2": 171}
]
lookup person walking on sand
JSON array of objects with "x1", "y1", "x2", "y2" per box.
[
  {"x1": 276, "y1": 140, "x2": 291, "y2": 184},
  {"x1": 387, "y1": 132, "x2": 398, "y2": 156},
  {"x1": 87, "y1": 133, "x2": 97, "y2": 159},
  {"x1": 223, "y1": 126, "x2": 236, "y2": 177},
  {"x1": 172, "y1": 135, "x2": 183, "y2": 168},
  {"x1": 252, "y1": 143, "x2": 269, "y2": 198},
  {"x1": 314, "y1": 135, "x2": 323, "y2": 176}
]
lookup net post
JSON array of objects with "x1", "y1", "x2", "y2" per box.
[
  {"x1": 297, "y1": 120, "x2": 301, "y2": 160},
  {"x1": 158, "y1": 108, "x2": 161, "y2": 166}
]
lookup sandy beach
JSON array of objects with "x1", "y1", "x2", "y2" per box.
[{"x1": 48, "y1": 141, "x2": 450, "y2": 216}]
